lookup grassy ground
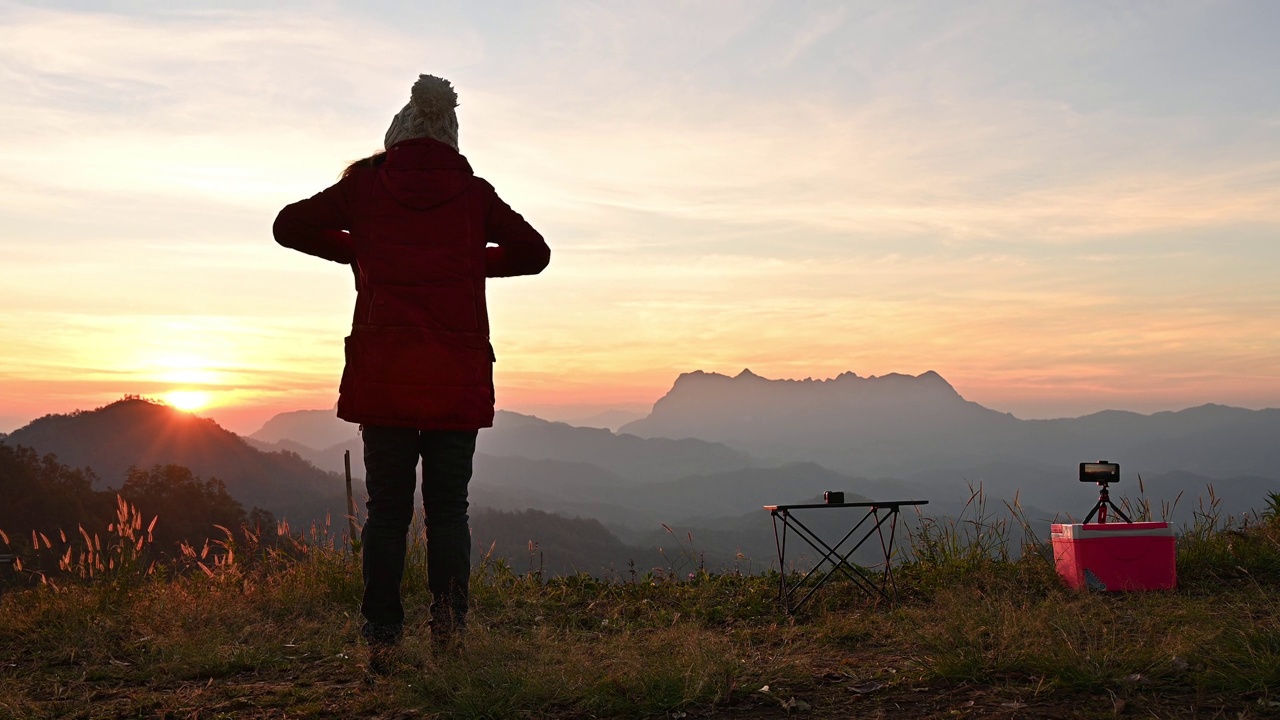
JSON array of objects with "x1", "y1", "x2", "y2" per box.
[{"x1": 3, "y1": 497, "x2": 1280, "y2": 719}]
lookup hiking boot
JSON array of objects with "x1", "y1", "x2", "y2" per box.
[
  {"x1": 362, "y1": 622, "x2": 403, "y2": 676},
  {"x1": 367, "y1": 643, "x2": 398, "y2": 676},
  {"x1": 429, "y1": 618, "x2": 466, "y2": 654}
]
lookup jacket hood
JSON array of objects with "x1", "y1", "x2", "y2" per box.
[{"x1": 379, "y1": 138, "x2": 474, "y2": 210}]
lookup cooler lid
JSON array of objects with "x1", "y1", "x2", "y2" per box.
[{"x1": 1052, "y1": 521, "x2": 1172, "y2": 540}]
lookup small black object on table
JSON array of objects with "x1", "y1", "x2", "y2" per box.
[{"x1": 764, "y1": 500, "x2": 928, "y2": 614}]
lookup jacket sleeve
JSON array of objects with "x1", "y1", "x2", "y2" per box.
[
  {"x1": 483, "y1": 184, "x2": 550, "y2": 278},
  {"x1": 273, "y1": 177, "x2": 358, "y2": 265}
]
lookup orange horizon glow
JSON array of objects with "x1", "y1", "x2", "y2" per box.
[{"x1": 3, "y1": 359, "x2": 1279, "y2": 439}]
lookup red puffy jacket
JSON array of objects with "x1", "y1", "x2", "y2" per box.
[{"x1": 274, "y1": 138, "x2": 550, "y2": 429}]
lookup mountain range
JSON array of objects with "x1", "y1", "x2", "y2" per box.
[
  {"x1": 5, "y1": 370, "x2": 1279, "y2": 575},
  {"x1": 624, "y1": 369, "x2": 1280, "y2": 479},
  {"x1": 240, "y1": 369, "x2": 1280, "y2": 519},
  {"x1": 621, "y1": 369, "x2": 1280, "y2": 509}
]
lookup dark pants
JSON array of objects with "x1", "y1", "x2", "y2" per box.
[{"x1": 359, "y1": 425, "x2": 477, "y2": 643}]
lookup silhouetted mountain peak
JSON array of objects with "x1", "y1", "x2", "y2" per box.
[
  {"x1": 619, "y1": 369, "x2": 1008, "y2": 469},
  {"x1": 670, "y1": 369, "x2": 722, "y2": 386},
  {"x1": 917, "y1": 369, "x2": 949, "y2": 385},
  {"x1": 17, "y1": 397, "x2": 224, "y2": 442},
  {"x1": 494, "y1": 410, "x2": 555, "y2": 429},
  {"x1": 248, "y1": 404, "x2": 353, "y2": 451},
  {"x1": 641, "y1": 368, "x2": 964, "y2": 414},
  {"x1": 666, "y1": 367, "x2": 955, "y2": 390}
]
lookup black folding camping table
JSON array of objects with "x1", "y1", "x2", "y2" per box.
[{"x1": 764, "y1": 500, "x2": 928, "y2": 613}]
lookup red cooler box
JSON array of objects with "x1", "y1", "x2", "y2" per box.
[{"x1": 1050, "y1": 522, "x2": 1176, "y2": 591}]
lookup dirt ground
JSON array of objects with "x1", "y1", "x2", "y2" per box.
[{"x1": 11, "y1": 644, "x2": 1273, "y2": 720}]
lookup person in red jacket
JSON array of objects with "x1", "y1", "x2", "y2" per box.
[{"x1": 274, "y1": 74, "x2": 549, "y2": 660}]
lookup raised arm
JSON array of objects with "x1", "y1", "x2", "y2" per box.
[
  {"x1": 483, "y1": 184, "x2": 550, "y2": 278},
  {"x1": 273, "y1": 178, "x2": 358, "y2": 265}
]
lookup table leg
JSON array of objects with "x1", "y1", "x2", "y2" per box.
[{"x1": 771, "y1": 510, "x2": 788, "y2": 608}]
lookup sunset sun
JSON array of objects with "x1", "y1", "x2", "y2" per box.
[{"x1": 163, "y1": 390, "x2": 212, "y2": 412}]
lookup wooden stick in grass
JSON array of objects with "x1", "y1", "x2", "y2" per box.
[{"x1": 344, "y1": 450, "x2": 358, "y2": 546}]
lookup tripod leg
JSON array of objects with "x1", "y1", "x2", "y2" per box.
[{"x1": 1107, "y1": 499, "x2": 1132, "y2": 523}]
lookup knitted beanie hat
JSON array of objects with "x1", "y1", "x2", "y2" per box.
[{"x1": 384, "y1": 74, "x2": 460, "y2": 150}]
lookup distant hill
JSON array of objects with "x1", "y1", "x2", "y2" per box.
[
  {"x1": 631, "y1": 496, "x2": 887, "y2": 572},
  {"x1": 470, "y1": 508, "x2": 668, "y2": 578},
  {"x1": 470, "y1": 453, "x2": 647, "y2": 531},
  {"x1": 470, "y1": 498, "x2": 905, "y2": 576},
  {"x1": 1018, "y1": 405, "x2": 1280, "y2": 479},
  {"x1": 611, "y1": 462, "x2": 912, "y2": 523},
  {"x1": 253, "y1": 410, "x2": 758, "y2": 483},
  {"x1": 474, "y1": 458, "x2": 918, "y2": 533},
  {"x1": 248, "y1": 406, "x2": 355, "y2": 451},
  {"x1": 478, "y1": 412, "x2": 758, "y2": 482},
  {"x1": 1106, "y1": 470, "x2": 1280, "y2": 527},
  {"x1": 4, "y1": 398, "x2": 348, "y2": 523},
  {"x1": 560, "y1": 408, "x2": 647, "y2": 431}
]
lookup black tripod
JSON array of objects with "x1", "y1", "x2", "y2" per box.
[{"x1": 1083, "y1": 480, "x2": 1131, "y2": 524}]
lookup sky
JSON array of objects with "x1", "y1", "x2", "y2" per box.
[{"x1": 1, "y1": 0, "x2": 1278, "y2": 435}]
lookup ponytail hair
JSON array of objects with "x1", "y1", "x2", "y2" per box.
[{"x1": 342, "y1": 151, "x2": 387, "y2": 179}]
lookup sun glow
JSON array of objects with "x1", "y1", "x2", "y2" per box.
[
  {"x1": 155, "y1": 355, "x2": 223, "y2": 385},
  {"x1": 164, "y1": 390, "x2": 212, "y2": 412}
]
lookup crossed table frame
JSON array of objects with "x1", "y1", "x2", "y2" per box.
[{"x1": 764, "y1": 500, "x2": 928, "y2": 613}]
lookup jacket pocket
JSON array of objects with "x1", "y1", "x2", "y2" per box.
[{"x1": 488, "y1": 341, "x2": 496, "y2": 404}]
